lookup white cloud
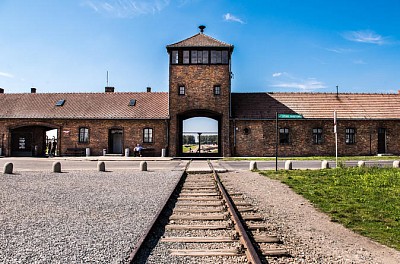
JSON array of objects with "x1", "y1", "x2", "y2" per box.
[
  {"x1": 0, "y1": 71, "x2": 14, "y2": 78},
  {"x1": 325, "y1": 48, "x2": 353, "y2": 54},
  {"x1": 223, "y1": 13, "x2": 245, "y2": 24},
  {"x1": 271, "y1": 78, "x2": 326, "y2": 92},
  {"x1": 272, "y1": 72, "x2": 282, "y2": 77},
  {"x1": 353, "y1": 59, "x2": 366, "y2": 65},
  {"x1": 83, "y1": 0, "x2": 170, "y2": 17},
  {"x1": 342, "y1": 30, "x2": 387, "y2": 45}
]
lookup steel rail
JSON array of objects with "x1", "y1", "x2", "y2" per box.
[
  {"x1": 208, "y1": 160, "x2": 263, "y2": 264},
  {"x1": 127, "y1": 160, "x2": 192, "y2": 263}
]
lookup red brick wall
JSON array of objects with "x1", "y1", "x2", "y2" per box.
[
  {"x1": 168, "y1": 64, "x2": 231, "y2": 156},
  {"x1": 231, "y1": 119, "x2": 400, "y2": 157},
  {"x1": 0, "y1": 118, "x2": 168, "y2": 157}
]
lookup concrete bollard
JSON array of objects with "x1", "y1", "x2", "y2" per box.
[
  {"x1": 97, "y1": 161, "x2": 106, "y2": 172},
  {"x1": 358, "y1": 160, "x2": 365, "y2": 167},
  {"x1": 249, "y1": 161, "x2": 258, "y2": 170},
  {"x1": 3, "y1": 162, "x2": 13, "y2": 174},
  {"x1": 140, "y1": 161, "x2": 147, "y2": 171},
  {"x1": 0, "y1": 147, "x2": 2, "y2": 156},
  {"x1": 393, "y1": 160, "x2": 400, "y2": 168},
  {"x1": 102, "y1": 149, "x2": 107, "y2": 156},
  {"x1": 85, "y1": 148, "x2": 90, "y2": 157},
  {"x1": 52, "y1": 162, "x2": 61, "y2": 173},
  {"x1": 285, "y1": 160, "x2": 293, "y2": 170},
  {"x1": 321, "y1": 160, "x2": 330, "y2": 169},
  {"x1": 125, "y1": 148, "x2": 130, "y2": 157},
  {"x1": 161, "y1": 148, "x2": 166, "y2": 157}
]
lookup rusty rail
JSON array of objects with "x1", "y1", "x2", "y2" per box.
[{"x1": 208, "y1": 160, "x2": 263, "y2": 264}]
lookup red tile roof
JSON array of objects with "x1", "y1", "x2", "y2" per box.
[
  {"x1": 0, "y1": 92, "x2": 169, "y2": 119},
  {"x1": 167, "y1": 33, "x2": 233, "y2": 49},
  {"x1": 232, "y1": 93, "x2": 400, "y2": 119}
]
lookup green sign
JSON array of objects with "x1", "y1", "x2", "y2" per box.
[{"x1": 278, "y1": 114, "x2": 303, "y2": 119}]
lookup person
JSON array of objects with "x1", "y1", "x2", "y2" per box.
[
  {"x1": 48, "y1": 141, "x2": 52, "y2": 157},
  {"x1": 51, "y1": 141, "x2": 57, "y2": 157},
  {"x1": 134, "y1": 144, "x2": 143, "y2": 157}
]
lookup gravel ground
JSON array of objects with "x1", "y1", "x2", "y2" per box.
[
  {"x1": 0, "y1": 170, "x2": 182, "y2": 263},
  {"x1": 220, "y1": 171, "x2": 400, "y2": 264}
]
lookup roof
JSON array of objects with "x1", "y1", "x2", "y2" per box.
[
  {"x1": 167, "y1": 33, "x2": 233, "y2": 49},
  {"x1": 232, "y1": 92, "x2": 400, "y2": 119},
  {"x1": 0, "y1": 92, "x2": 169, "y2": 119}
]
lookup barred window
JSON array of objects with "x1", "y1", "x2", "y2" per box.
[
  {"x1": 79, "y1": 127, "x2": 89, "y2": 143},
  {"x1": 171, "y1": 50, "x2": 179, "y2": 64},
  {"x1": 143, "y1": 128, "x2": 153, "y2": 143},
  {"x1": 183, "y1": 50, "x2": 189, "y2": 64},
  {"x1": 345, "y1": 128, "x2": 356, "y2": 144},
  {"x1": 179, "y1": 85, "x2": 185, "y2": 95},
  {"x1": 313, "y1": 128, "x2": 323, "y2": 144},
  {"x1": 279, "y1": 128, "x2": 290, "y2": 145},
  {"x1": 214, "y1": 85, "x2": 221, "y2": 95}
]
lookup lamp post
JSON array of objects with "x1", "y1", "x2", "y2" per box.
[{"x1": 197, "y1": 132, "x2": 202, "y2": 156}]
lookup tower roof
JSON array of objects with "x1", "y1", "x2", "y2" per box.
[{"x1": 167, "y1": 32, "x2": 233, "y2": 50}]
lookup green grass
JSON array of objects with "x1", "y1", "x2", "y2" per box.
[
  {"x1": 223, "y1": 155, "x2": 400, "y2": 161},
  {"x1": 259, "y1": 167, "x2": 400, "y2": 250}
]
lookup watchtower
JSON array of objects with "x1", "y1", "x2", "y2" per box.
[{"x1": 166, "y1": 26, "x2": 234, "y2": 157}]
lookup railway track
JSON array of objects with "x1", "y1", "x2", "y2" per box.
[{"x1": 130, "y1": 160, "x2": 289, "y2": 263}]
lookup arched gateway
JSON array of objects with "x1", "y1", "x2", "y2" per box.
[{"x1": 167, "y1": 26, "x2": 234, "y2": 157}]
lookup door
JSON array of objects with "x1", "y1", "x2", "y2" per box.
[
  {"x1": 109, "y1": 129, "x2": 123, "y2": 154},
  {"x1": 11, "y1": 132, "x2": 33, "y2": 156},
  {"x1": 377, "y1": 128, "x2": 386, "y2": 154}
]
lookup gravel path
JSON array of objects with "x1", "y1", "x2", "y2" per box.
[
  {"x1": 220, "y1": 171, "x2": 400, "y2": 264},
  {"x1": 0, "y1": 170, "x2": 182, "y2": 263}
]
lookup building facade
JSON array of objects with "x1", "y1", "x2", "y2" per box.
[{"x1": 1, "y1": 27, "x2": 400, "y2": 157}]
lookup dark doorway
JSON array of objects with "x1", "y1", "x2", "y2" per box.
[
  {"x1": 378, "y1": 128, "x2": 386, "y2": 154},
  {"x1": 109, "y1": 129, "x2": 123, "y2": 154},
  {"x1": 10, "y1": 125, "x2": 58, "y2": 157}
]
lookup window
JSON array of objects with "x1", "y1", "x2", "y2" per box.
[
  {"x1": 345, "y1": 128, "x2": 356, "y2": 144},
  {"x1": 183, "y1": 50, "x2": 189, "y2": 64},
  {"x1": 222, "y1": 50, "x2": 229, "y2": 64},
  {"x1": 79, "y1": 127, "x2": 89, "y2": 143},
  {"x1": 191, "y1": 50, "x2": 198, "y2": 64},
  {"x1": 214, "y1": 85, "x2": 221, "y2": 95},
  {"x1": 18, "y1": 137, "x2": 26, "y2": 150},
  {"x1": 211, "y1": 50, "x2": 222, "y2": 64},
  {"x1": 179, "y1": 85, "x2": 185, "y2": 95},
  {"x1": 55, "y1": 99, "x2": 65, "y2": 106},
  {"x1": 279, "y1": 128, "x2": 290, "y2": 144},
  {"x1": 313, "y1": 128, "x2": 323, "y2": 144},
  {"x1": 202, "y1": 50, "x2": 209, "y2": 64},
  {"x1": 171, "y1": 50, "x2": 179, "y2": 64},
  {"x1": 129, "y1": 99, "x2": 136, "y2": 106},
  {"x1": 143, "y1": 128, "x2": 153, "y2": 143}
]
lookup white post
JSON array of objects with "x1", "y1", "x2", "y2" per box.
[{"x1": 334, "y1": 110, "x2": 338, "y2": 168}]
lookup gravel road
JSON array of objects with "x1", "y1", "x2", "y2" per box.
[
  {"x1": 220, "y1": 171, "x2": 400, "y2": 264},
  {"x1": 0, "y1": 170, "x2": 182, "y2": 263}
]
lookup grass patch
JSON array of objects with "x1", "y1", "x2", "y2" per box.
[
  {"x1": 260, "y1": 167, "x2": 400, "y2": 250},
  {"x1": 223, "y1": 155, "x2": 400, "y2": 161}
]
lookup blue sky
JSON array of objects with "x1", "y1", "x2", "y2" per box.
[{"x1": 1, "y1": 0, "x2": 400, "y2": 94}]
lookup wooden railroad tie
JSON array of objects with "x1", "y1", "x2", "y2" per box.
[
  {"x1": 253, "y1": 235, "x2": 281, "y2": 243},
  {"x1": 260, "y1": 246, "x2": 289, "y2": 257},
  {"x1": 169, "y1": 213, "x2": 228, "y2": 221},
  {"x1": 170, "y1": 248, "x2": 242, "y2": 257},
  {"x1": 173, "y1": 207, "x2": 225, "y2": 213},
  {"x1": 176, "y1": 201, "x2": 224, "y2": 206},
  {"x1": 161, "y1": 236, "x2": 237, "y2": 243},
  {"x1": 166, "y1": 224, "x2": 230, "y2": 230}
]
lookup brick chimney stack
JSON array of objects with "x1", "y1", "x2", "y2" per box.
[
  {"x1": 105, "y1": 86, "x2": 115, "y2": 93},
  {"x1": 31, "y1": 87, "x2": 37, "y2": 93}
]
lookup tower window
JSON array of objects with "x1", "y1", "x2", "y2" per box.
[
  {"x1": 222, "y1": 50, "x2": 229, "y2": 64},
  {"x1": 202, "y1": 50, "x2": 209, "y2": 64},
  {"x1": 214, "y1": 85, "x2": 221, "y2": 95},
  {"x1": 183, "y1": 50, "x2": 189, "y2": 64},
  {"x1": 211, "y1": 50, "x2": 222, "y2": 64},
  {"x1": 179, "y1": 85, "x2": 185, "y2": 95},
  {"x1": 171, "y1": 50, "x2": 179, "y2": 64}
]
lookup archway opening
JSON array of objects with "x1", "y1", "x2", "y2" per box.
[{"x1": 180, "y1": 115, "x2": 220, "y2": 157}]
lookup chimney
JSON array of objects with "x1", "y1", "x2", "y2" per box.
[
  {"x1": 31, "y1": 87, "x2": 37, "y2": 93},
  {"x1": 398, "y1": 90, "x2": 400, "y2": 94},
  {"x1": 105, "y1": 86, "x2": 115, "y2": 93},
  {"x1": 0, "y1": 88, "x2": 4, "y2": 94},
  {"x1": 147, "y1": 87, "x2": 151, "y2": 93}
]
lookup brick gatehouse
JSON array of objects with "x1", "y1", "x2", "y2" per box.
[{"x1": 1, "y1": 26, "x2": 400, "y2": 157}]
